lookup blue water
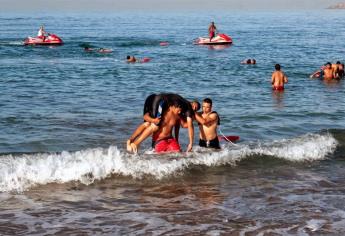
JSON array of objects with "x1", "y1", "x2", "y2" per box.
[
  {"x1": 1, "y1": 11, "x2": 344, "y2": 153},
  {"x1": 0, "y1": 11, "x2": 345, "y2": 234}
]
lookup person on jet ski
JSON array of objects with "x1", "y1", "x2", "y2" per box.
[
  {"x1": 38, "y1": 26, "x2": 48, "y2": 41},
  {"x1": 208, "y1": 22, "x2": 217, "y2": 42}
]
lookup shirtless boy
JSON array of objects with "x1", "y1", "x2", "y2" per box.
[
  {"x1": 151, "y1": 101, "x2": 183, "y2": 153},
  {"x1": 271, "y1": 64, "x2": 288, "y2": 91},
  {"x1": 127, "y1": 93, "x2": 197, "y2": 153},
  {"x1": 323, "y1": 62, "x2": 334, "y2": 80},
  {"x1": 194, "y1": 98, "x2": 220, "y2": 149}
]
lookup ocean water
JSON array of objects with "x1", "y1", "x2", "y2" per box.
[{"x1": 0, "y1": 10, "x2": 345, "y2": 235}]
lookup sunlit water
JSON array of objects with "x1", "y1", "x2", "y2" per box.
[{"x1": 0, "y1": 10, "x2": 345, "y2": 235}]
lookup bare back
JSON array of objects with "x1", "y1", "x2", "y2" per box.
[{"x1": 271, "y1": 71, "x2": 288, "y2": 88}]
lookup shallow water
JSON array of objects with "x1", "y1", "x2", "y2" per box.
[{"x1": 1, "y1": 10, "x2": 345, "y2": 235}]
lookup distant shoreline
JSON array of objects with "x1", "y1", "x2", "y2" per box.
[{"x1": 327, "y1": 2, "x2": 345, "y2": 9}]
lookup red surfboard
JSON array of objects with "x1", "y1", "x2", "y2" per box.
[{"x1": 218, "y1": 135, "x2": 240, "y2": 142}]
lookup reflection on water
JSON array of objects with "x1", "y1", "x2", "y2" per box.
[
  {"x1": 272, "y1": 89, "x2": 285, "y2": 109},
  {"x1": 323, "y1": 79, "x2": 341, "y2": 89},
  {"x1": 207, "y1": 44, "x2": 231, "y2": 50}
]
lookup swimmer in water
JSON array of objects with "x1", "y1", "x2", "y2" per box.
[
  {"x1": 98, "y1": 48, "x2": 112, "y2": 53},
  {"x1": 323, "y1": 62, "x2": 334, "y2": 80},
  {"x1": 84, "y1": 46, "x2": 93, "y2": 52},
  {"x1": 271, "y1": 64, "x2": 288, "y2": 91},
  {"x1": 241, "y1": 59, "x2": 256, "y2": 64},
  {"x1": 126, "y1": 55, "x2": 137, "y2": 63}
]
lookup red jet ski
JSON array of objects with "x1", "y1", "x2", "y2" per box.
[
  {"x1": 24, "y1": 34, "x2": 63, "y2": 46},
  {"x1": 194, "y1": 33, "x2": 232, "y2": 45}
]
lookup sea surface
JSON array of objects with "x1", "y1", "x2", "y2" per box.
[{"x1": 1, "y1": 10, "x2": 345, "y2": 235}]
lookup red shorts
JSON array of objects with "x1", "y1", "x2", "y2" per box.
[
  {"x1": 273, "y1": 86, "x2": 284, "y2": 91},
  {"x1": 154, "y1": 138, "x2": 181, "y2": 153}
]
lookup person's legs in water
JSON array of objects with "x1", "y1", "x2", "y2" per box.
[
  {"x1": 126, "y1": 122, "x2": 150, "y2": 152},
  {"x1": 130, "y1": 123, "x2": 159, "y2": 153}
]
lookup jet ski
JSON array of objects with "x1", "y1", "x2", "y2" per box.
[
  {"x1": 194, "y1": 33, "x2": 232, "y2": 45},
  {"x1": 24, "y1": 34, "x2": 63, "y2": 46}
]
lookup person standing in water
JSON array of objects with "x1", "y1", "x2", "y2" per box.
[
  {"x1": 208, "y1": 22, "x2": 217, "y2": 42},
  {"x1": 322, "y1": 62, "x2": 334, "y2": 80},
  {"x1": 127, "y1": 93, "x2": 197, "y2": 153},
  {"x1": 271, "y1": 64, "x2": 288, "y2": 91},
  {"x1": 194, "y1": 98, "x2": 221, "y2": 149}
]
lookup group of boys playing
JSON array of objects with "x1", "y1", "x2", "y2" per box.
[
  {"x1": 126, "y1": 93, "x2": 220, "y2": 154},
  {"x1": 310, "y1": 61, "x2": 344, "y2": 80}
]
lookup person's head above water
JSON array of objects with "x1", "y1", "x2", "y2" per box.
[
  {"x1": 191, "y1": 100, "x2": 200, "y2": 112},
  {"x1": 168, "y1": 100, "x2": 182, "y2": 114},
  {"x1": 202, "y1": 98, "x2": 213, "y2": 113},
  {"x1": 275, "y1": 64, "x2": 281, "y2": 71},
  {"x1": 127, "y1": 55, "x2": 136, "y2": 62},
  {"x1": 251, "y1": 59, "x2": 256, "y2": 64}
]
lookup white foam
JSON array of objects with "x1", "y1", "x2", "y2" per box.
[
  {"x1": 0, "y1": 133, "x2": 338, "y2": 192},
  {"x1": 247, "y1": 133, "x2": 338, "y2": 161},
  {"x1": 0, "y1": 41, "x2": 23, "y2": 46},
  {"x1": 304, "y1": 219, "x2": 327, "y2": 232}
]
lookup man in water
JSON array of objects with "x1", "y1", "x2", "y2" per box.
[
  {"x1": 208, "y1": 22, "x2": 217, "y2": 42},
  {"x1": 127, "y1": 93, "x2": 198, "y2": 153},
  {"x1": 151, "y1": 101, "x2": 184, "y2": 153},
  {"x1": 194, "y1": 98, "x2": 221, "y2": 149},
  {"x1": 336, "y1": 63, "x2": 344, "y2": 79},
  {"x1": 271, "y1": 64, "x2": 288, "y2": 90},
  {"x1": 333, "y1": 61, "x2": 343, "y2": 80},
  {"x1": 84, "y1": 47, "x2": 93, "y2": 52},
  {"x1": 127, "y1": 55, "x2": 137, "y2": 63},
  {"x1": 323, "y1": 62, "x2": 334, "y2": 80},
  {"x1": 241, "y1": 59, "x2": 256, "y2": 64}
]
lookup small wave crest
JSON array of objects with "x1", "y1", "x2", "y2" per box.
[
  {"x1": 0, "y1": 133, "x2": 337, "y2": 192},
  {"x1": 0, "y1": 40, "x2": 24, "y2": 46}
]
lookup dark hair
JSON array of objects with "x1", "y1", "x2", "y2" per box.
[
  {"x1": 326, "y1": 62, "x2": 331, "y2": 66},
  {"x1": 246, "y1": 59, "x2": 251, "y2": 64},
  {"x1": 203, "y1": 98, "x2": 212, "y2": 106},
  {"x1": 127, "y1": 55, "x2": 130, "y2": 60},
  {"x1": 167, "y1": 99, "x2": 182, "y2": 109},
  {"x1": 275, "y1": 64, "x2": 281, "y2": 70},
  {"x1": 252, "y1": 59, "x2": 256, "y2": 64},
  {"x1": 336, "y1": 61, "x2": 341, "y2": 64}
]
